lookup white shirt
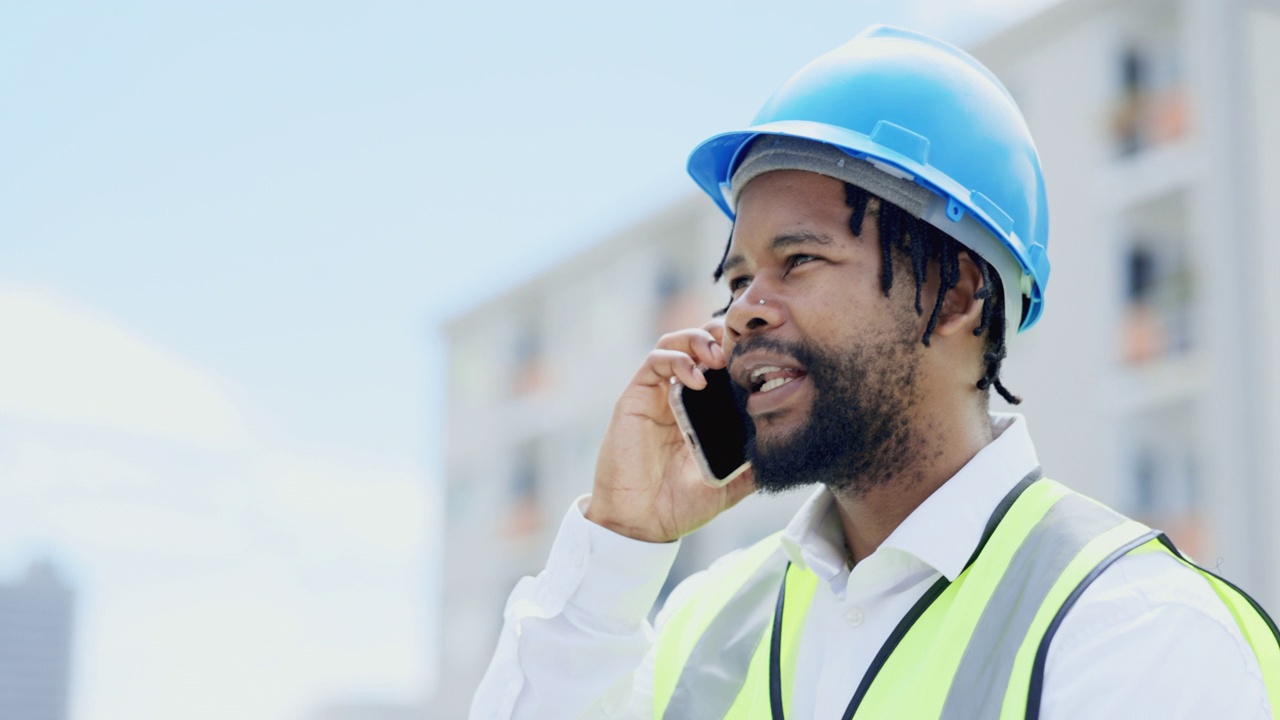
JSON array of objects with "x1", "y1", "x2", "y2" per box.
[{"x1": 471, "y1": 414, "x2": 1273, "y2": 719}]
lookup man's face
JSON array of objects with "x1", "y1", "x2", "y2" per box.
[{"x1": 720, "y1": 170, "x2": 928, "y2": 496}]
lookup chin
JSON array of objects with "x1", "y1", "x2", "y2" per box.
[
  {"x1": 752, "y1": 411, "x2": 798, "y2": 436},
  {"x1": 744, "y1": 419, "x2": 823, "y2": 496}
]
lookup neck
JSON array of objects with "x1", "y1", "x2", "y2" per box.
[{"x1": 834, "y1": 409, "x2": 993, "y2": 565}]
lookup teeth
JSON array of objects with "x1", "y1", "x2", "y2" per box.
[
  {"x1": 759, "y1": 377, "x2": 795, "y2": 393},
  {"x1": 749, "y1": 365, "x2": 783, "y2": 384}
]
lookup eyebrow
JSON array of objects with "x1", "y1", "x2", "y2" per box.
[{"x1": 718, "y1": 231, "x2": 836, "y2": 278}]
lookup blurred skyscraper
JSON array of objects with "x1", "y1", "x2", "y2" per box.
[
  {"x1": 439, "y1": 0, "x2": 1280, "y2": 713},
  {"x1": 0, "y1": 560, "x2": 76, "y2": 720}
]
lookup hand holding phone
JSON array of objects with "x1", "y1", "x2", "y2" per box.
[
  {"x1": 587, "y1": 322, "x2": 756, "y2": 544},
  {"x1": 668, "y1": 368, "x2": 752, "y2": 488}
]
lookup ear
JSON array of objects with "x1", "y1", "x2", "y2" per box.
[{"x1": 931, "y1": 252, "x2": 986, "y2": 339}]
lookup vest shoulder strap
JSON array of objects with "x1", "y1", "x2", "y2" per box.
[{"x1": 857, "y1": 479, "x2": 1157, "y2": 719}]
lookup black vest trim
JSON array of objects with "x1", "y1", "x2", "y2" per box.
[
  {"x1": 770, "y1": 562, "x2": 790, "y2": 720},
  {"x1": 965, "y1": 467, "x2": 1043, "y2": 571},
  {"x1": 840, "y1": 574, "x2": 951, "y2": 720}
]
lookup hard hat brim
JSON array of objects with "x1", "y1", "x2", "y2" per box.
[{"x1": 687, "y1": 121, "x2": 1045, "y2": 332}]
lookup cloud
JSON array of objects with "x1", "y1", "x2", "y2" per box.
[
  {"x1": 0, "y1": 286, "x2": 250, "y2": 450},
  {"x1": 0, "y1": 285, "x2": 435, "y2": 720}
]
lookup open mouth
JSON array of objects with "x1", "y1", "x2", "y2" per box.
[{"x1": 748, "y1": 365, "x2": 808, "y2": 394}]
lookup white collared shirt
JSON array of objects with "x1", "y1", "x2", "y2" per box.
[{"x1": 471, "y1": 414, "x2": 1273, "y2": 719}]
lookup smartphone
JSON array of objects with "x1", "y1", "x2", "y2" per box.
[{"x1": 668, "y1": 367, "x2": 752, "y2": 488}]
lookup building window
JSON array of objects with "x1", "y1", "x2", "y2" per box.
[
  {"x1": 1110, "y1": 6, "x2": 1189, "y2": 156},
  {"x1": 510, "y1": 314, "x2": 550, "y2": 397},
  {"x1": 1119, "y1": 193, "x2": 1195, "y2": 365},
  {"x1": 654, "y1": 255, "x2": 712, "y2": 338},
  {"x1": 502, "y1": 438, "x2": 544, "y2": 538},
  {"x1": 1123, "y1": 404, "x2": 1205, "y2": 558}
]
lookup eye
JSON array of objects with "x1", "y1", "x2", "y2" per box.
[
  {"x1": 786, "y1": 254, "x2": 819, "y2": 271},
  {"x1": 727, "y1": 275, "x2": 752, "y2": 296}
]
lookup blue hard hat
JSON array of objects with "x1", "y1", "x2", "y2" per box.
[{"x1": 687, "y1": 25, "x2": 1050, "y2": 331}]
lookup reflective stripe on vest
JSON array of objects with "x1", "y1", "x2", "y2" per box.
[
  {"x1": 653, "y1": 531, "x2": 787, "y2": 719},
  {"x1": 652, "y1": 479, "x2": 1280, "y2": 719},
  {"x1": 938, "y1": 493, "x2": 1129, "y2": 717}
]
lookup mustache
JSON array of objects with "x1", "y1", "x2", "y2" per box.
[{"x1": 727, "y1": 336, "x2": 820, "y2": 374}]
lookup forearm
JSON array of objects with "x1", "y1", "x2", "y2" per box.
[{"x1": 470, "y1": 497, "x2": 681, "y2": 720}]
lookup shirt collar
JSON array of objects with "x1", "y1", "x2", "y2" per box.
[{"x1": 778, "y1": 412, "x2": 1040, "y2": 584}]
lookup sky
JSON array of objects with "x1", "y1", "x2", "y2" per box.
[{"x1": 0, "y1": 1, "x2": 1059, "y2": 718}]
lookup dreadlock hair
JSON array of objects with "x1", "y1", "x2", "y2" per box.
[
  {"x1": 713, "y1": 183, "x2": 1021, "y2": 405},
  {"x1": 846, "y1": 183, "x2": 1020, "y2": 404}
]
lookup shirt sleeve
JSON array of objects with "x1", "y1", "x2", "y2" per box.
[
  {"x1": 469, "y1": 496, "x2": 682, "y2": 720},
  {"x1": 1041, "y1": 551, "x2": 1273, "y2": 719}
]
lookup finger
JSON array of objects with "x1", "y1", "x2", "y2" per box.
[
  {"x1": 702, "y1": 319, "x2": 728, "y2": 367},
  {"x1": 634, "y1": 349, "x2": 706, "y2": 389},
  {"x1": 656, "y1": 328, "x2": 725, "y2": 370},
  {"x1": 702, "y1": 318, "x2": 726, "y2": 346}
]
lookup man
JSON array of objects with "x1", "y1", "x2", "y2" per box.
[{"x1": 472, "y1": 26, "x2": 1278, "y2": 719}]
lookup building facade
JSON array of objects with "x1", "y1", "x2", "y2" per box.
[
  {"x1": 438, "y1": 0, "x2": 1280, "y2": 712},
  {"x1": 969, "y1": 0, "x2": 1280, "y2": 605}
]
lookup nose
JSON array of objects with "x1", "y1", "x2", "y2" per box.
[{"x1": 724, "y1": 285, "x2": 784, "y2": 342}]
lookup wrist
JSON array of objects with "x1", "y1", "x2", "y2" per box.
[{"x1": 583, "y1": 496, "x2": 676, "y2": 544}]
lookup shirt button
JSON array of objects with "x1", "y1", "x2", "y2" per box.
[{"x1": 845, "y1": 607, "x2": 864, "y2": 628}]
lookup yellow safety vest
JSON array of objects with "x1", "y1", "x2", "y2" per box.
[{"x1": 653, "y1": 475, "x2": 1280, "y2": 719}]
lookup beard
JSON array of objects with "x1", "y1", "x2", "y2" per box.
[{"x1": 730, "y1": 325, "x2": 923, "y2": 498}]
